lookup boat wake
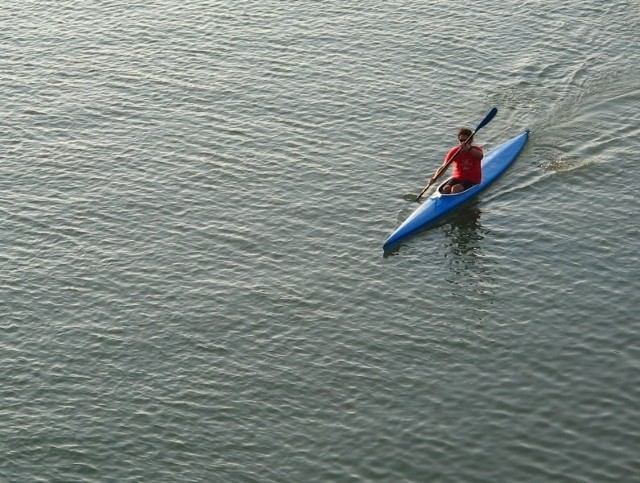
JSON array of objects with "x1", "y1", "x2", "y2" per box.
[
  {"x1": 540, "y1": 153, "x2": 595, "y2": 174},
  {"x1": 401, "y1": 192, "x2": 419, "y2": 201}
]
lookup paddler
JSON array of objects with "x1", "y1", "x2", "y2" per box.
[{"x1": 440, "y1": 127, "x2": 484, "y2": 194}]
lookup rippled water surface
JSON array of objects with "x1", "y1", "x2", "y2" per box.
[{"x1": 1, "y1": 1, "x2": 639, "y2": 481}]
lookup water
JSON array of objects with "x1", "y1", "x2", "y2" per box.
[{"x1": 1, "y1": 1, "x2": 639, "y2": 481}]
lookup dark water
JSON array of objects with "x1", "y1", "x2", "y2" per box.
[{"x1": 1, "y1": 1, "x2": 639, "y2": 481}]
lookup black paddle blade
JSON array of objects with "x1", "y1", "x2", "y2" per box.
[{"x1": 475, "y1": 107, "x2": 498, "y2": 132}]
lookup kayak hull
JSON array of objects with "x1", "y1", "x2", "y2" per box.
[{"x1": 383, "y1": 130, "x2": 530, "y2": 251}]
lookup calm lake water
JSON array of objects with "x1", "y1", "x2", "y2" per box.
[{"x1": 1, "y1": 1, "x2": 639, "y2": 481}]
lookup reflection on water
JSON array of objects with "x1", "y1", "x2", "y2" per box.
[
  {"x1": 442, "y1": 202, "x2": 484, "y2": 267},
  {"x1": 441, "y1": 202, "x2": 496, "y2": 302}
]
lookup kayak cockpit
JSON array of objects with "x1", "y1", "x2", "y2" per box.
[{"x1": 437, "y1": 178, "x2": 480, "y2": 196}]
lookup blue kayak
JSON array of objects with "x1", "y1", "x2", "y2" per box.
[{"x1": 383, "y1": 130, "x2": 530, "y2": 251}]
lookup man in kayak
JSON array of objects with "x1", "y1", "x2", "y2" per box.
[{"x1": 440, "y1": 127, "x2": 484, "y2": 194}]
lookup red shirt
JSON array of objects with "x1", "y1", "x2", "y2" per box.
[{"x1": 445, "y1": 145, "x2": 483, "y2": 184}]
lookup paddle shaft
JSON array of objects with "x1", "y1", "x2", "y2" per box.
[{"x1": 415, "y1": 107, "x2": 497, "y2": 202}]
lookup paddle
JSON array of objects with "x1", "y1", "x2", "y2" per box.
[{"x1": 415, "y1": 107, "x2": 498, "y2": 202}]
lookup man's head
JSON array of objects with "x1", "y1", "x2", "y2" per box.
[{"x1": 457, "y1": 127, "x2": 473, "y2": 144}]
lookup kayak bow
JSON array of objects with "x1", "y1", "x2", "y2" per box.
[{"x1": 383, "y1": 130, "x2": 530, "y2": 251}]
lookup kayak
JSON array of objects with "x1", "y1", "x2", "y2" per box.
[{"x1": 383, "y1": 130, "x2": 530, "y2": 251}]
